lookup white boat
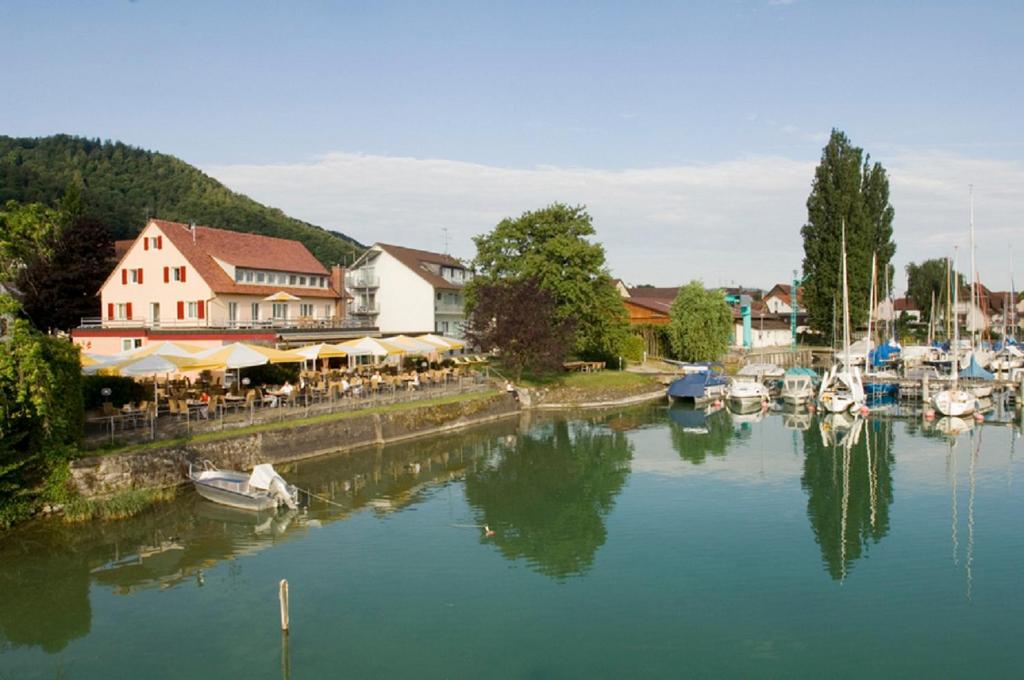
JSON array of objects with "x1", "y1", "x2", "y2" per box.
[
  {"x1": 189, "y1": 461, "x2": 299, "y2": 511},
  {"x1": 933, "y1": 246, "x2": 975, "y2": 417},
  {"x1": 989, "y1": 345, "x2": 1024, "y2": 372},
  {"x1": 819, "y1": 222, "x2": 866, "y2": 414},
  {"x1": 781, "y1": 368, "x2": 817, "y2": 405},
  {"x1": 726, "y1": 376, "x2": 769, "y2": 404}
]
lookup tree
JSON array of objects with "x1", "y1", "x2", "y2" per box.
[
  {"x1": 467, "y1": 203, "x2": 630, "y2": 361},
  {"x1": 0, "y1": 295, "x2": 84, "y2": 527},
  {"x1": 665, "y1": 281, "x2": 733, "y2": 361},
  {"x1": 464, "y1": 279, "x2": 574, "y2": 381},
  {"x1": 801, "y1": 130, "x2": 896, "y2": 343},
  {"x1": 906, "y1": 258, "x2": 963, "y2": 326}
]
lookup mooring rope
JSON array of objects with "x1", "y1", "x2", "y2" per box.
[{"x1": 296, "y1": 486, "x2": 348, "y2": 509}]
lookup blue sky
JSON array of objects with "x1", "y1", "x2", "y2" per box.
[{"x1": 2, "y1": 1, "x2": 1022, "y2": 289}]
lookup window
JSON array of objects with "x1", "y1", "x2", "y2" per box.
[
  {"x1": 235, "y1": 269, "x2": 244, "y2": 283},
  {"x1": 186, "y1": 302, "x2": 198, "y2": 319},
  {"x1": 115, "y1": 303, "x2": 128, "y2": 320},
  {"x1": 246, "y1": 271, "x2": 254, "y2": 283},
  {"x1": 320, "y1": 277, "x2": 327, "y2": 288},
  {"x1": 170, "y1": 266, "x2": 186, "y2": 282},
  {"x1": 121, "y1": 338, "x2": 142, "y2": 351},
  {"x1": 272, "y1": 303, "x2": 288, "y2": 320},
  {"x1": 299, "y1": 276, "x2": 307, "y2": 286},
  {"x1": 228, "y1": 302, "x2": 238, "y2": 322},
  {"x1": 268, "y1": 273, "x2": 277, "y2": 284},
  {"x1": 256, "y1": 272, "x2": 265, "y2": 283},
  {"x1": 251, "y1": 303, "x2": 260, "y2": 321},
  {"x1": 300, "y1": 303, "x2": 314, "y2": 317},
  {"x1": 129, "y1": 269, "x2": 140, "y2": 283},
  {"x1": 324, "y1": 304, "x2": 332, "y2": 319},
  {"x1": 289, "y1": 275, "x2": 297, "y2": 285}
]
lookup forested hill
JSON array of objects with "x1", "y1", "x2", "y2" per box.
[{"x1": 0, "y1": 135, "x2": 364, "y2": 265}]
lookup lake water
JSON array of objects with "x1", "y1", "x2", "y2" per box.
[{"x1": 2, "y1": 404, "x2": 1022, "y2": 679}]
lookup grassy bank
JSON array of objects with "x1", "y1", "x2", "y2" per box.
[
  {"x1": 62, "y1": 486, "x2": 179, "y2": 522},
  {"x1": 517, "y1": 370, "x2": 661, "y2": 405},
  {"x1": 90, "y1": 389, "x2": 500, "y2": 457}
]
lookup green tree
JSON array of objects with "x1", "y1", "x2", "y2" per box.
[
  {"x1": 665, "y1": 281, "x2": 732, "y2": 361},
  {"x1": 464, "y1": 279, "x2": 575, "y2": 381},
  {"x1": 0, "y1": 295, "x2": 84, "y2": 527},
  {"x1": 906, "y1": 258, "x2": 963, "y2": 326},
  {"x1": 801, "y1": 130, "x2": 896, "y2": 342},
  {"x1": 467, "y1": 203, "x2": 630, "y2": 361}
]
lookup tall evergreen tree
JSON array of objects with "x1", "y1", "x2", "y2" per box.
[{"x1": 801, "y1": 130, "x2": 896, "y2": 343}]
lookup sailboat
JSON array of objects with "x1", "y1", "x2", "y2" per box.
[
  {"x1": 932, "y1": 248, "x2": 976, "y2": 417},
  {"x1": 863, "y1": 253, "x2": 899, "y2": 400},
  {"x1": 818, "y1": 221, "x2": 866, "y2": 414}
]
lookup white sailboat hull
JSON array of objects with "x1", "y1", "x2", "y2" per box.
[{"x1": 932, "y1": 389, "x2": 976, "y2": 417}]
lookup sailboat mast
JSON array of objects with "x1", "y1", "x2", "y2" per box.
[
  {"x1": 969, "y1": 185, "x2": 978, "y2": 346},
  {"x1": 945, "y1": 256, "x2": 952, "y2": 341},
  {"x1": 842, "y1": 220, "x2": 852, "y2": 370},
  {"x1": 952, "y1": 247, "x2": 960, "y2": 388},
  {"x1": 866, "y1": 252, "x2": 876, "y2": 367}
]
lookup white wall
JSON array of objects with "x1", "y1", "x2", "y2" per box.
[
  {"x1": 734, "y1": 323, "x2": 792, "y2": 348},
  {"x1": 361, "y1": 249, "x2": 435, "y2": 334},
  {"x1": 100, "y1": 222, "x2": 213, "y2": 328}
]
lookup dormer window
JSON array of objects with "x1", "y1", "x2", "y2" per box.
[{"x1": 299, "y1": 276, "x2": 307, "y2": 286}]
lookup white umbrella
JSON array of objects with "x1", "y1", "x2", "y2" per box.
[
  {"x1": 385, "y1": 335, "x2": 442, "y2": 355},
  {"x1": 337, "y1": 336, "x2": 403, "y2": 357}
]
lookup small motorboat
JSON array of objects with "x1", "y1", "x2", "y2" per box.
[
  {"x1": 666, "y1": 363, "x2": 728, "y2": 405},
  {"x1": 781, "y1": 367, "x2": 818, "y2": 406},
  {"x1": 189, "y1": 461, "x2": 299, "y2": 511},
  {"x1": 726, "y1": 376, "x2": 769, "y2": 406}
]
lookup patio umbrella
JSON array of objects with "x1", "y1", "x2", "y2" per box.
[
  {"x1": 385, "y1": 335, "x2": 442, "y2": 355},
  {"x1": 263, "y1": 291, "x2": 302, "y2": 302},
  {"x1": 415, "y1": 334, "x2": 466, "y2": 351},
  {"x1": 119, "y1": 341, "x2": 207, "y2": 359},
  {"x1": 289, "y1": 343, "x2": 349, "y2": 362},
  {"x1": 193, "y1": 342, "x2": 302, "y2": 369},
  {"x1": 336, "y1": 336, "x2": 403, "y2": 357},
  {"x1": 92, "y1": 354, "x2": 210, "y2": 409}
]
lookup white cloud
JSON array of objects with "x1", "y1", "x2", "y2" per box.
[{"x1": 205, "y1": 149, "x2": 1024, "y2": 290}]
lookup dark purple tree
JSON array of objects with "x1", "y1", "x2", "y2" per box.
[{"x1": 465, "y1": 279, "x2": 575, "y2": 381}]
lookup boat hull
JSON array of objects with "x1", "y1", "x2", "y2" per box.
[{"x1": 932, "y1": 389, "x2": 976, "y2": 417}]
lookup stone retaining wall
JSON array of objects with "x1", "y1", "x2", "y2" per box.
[{"x1": 71, "y1": 393, "x2": 519, "y2": 498}]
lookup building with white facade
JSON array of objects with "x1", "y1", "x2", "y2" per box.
[
  {"x1": 346, "y1": 243, "x2": 470, "y2": 337},
  {"x1": 73, "y1": 219, "x2": 361, "y2": 354}
]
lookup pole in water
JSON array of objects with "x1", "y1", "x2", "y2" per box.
[{"x1": 279, "y1": 579, "x2": 290, "y2": 632}]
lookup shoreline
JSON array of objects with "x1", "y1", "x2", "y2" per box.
[{"x1": 66, "y1": 377, "x2": 666, "y2": 511}]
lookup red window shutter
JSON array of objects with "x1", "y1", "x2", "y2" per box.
[
  {"x1": 197, "y1": 300, "x2": 205, "y2": 319},
  {"x1": 177, "y1": 301, "x2": 184, "y2": 320},
  {"x1": 180, "y1": 266, "x2": 186, "y2": 282},
  {"x1": 122, "y1": 269, "x2": 127, "y2": 284},
  {"x1": 107, "y1": 303, "x2": 114, "y2": 320},
  {"x1": 138, "y1": 269, "x2": 144, "y2": 284},
  {"x1": 126, "y1": 303, "x2": 133, "y2": 320},
  {"x1": 157, "y1": 236, "x2": 162, "y2": 249},
  {"x1": 144, "y1": 238, "x2": 149, "y2": 251},
  {"x1": 164, "y1": 266, "x2": 169, "y2": 283}
]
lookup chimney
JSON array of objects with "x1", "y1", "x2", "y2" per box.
[
  {"x1": 190, "y1": 221, "x2": 196, "y2": 244},
  {"x1": 330, "y1": 265, "x2": 347, "y2": 323}
]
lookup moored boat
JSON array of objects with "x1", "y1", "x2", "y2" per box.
[
  {"x1": 666, "y1": 364, "x2": 728, "y2": 405},
  {"x1": 189, "y1": 461, "x2": 299, "y2": 511},
  {"x1": 780, "y1": 367, "x2": 818, "y2": 405}
]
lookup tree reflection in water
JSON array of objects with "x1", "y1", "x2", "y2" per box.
[
  {"x1": 667, "y1": 406, "x2": 734, "y2": 465},
  {"x1": 801, "y1": 417, "x2": 895, "y2": 581},
  {"x1": 464, "y1": 418, "x2": 633, "y2": 580}
]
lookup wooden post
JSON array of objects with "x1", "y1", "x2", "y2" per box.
[
  {"x1": 279, "y1": 579, "x2": 290, "y2": 632},
  {"x1": 921, "y1": 374, "x2": 930, "y2": 405}
]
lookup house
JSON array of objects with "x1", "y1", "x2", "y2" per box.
[
  {"x1": 732, "y1": 300, "x2": 792, "y2": 349},
  {"x1": 622, "y1": 286, "x2": 676, "y2": 326},
  {"x1": 72, "y1": 219, "x2": 358, "y2": 355},
  {"x1": 875, "y1": 296, "x2": 922, "y2": 323},
  {"x1": 763, "y1": 283, "x2": 804, "y2": 315},
  {"x1": 989, "y1": 291, "x2": 1023, "y2": 333},
  {"x1": 956, "y1": 282, "x2": 994, "y2": 334},
  {"x1": 345, "y1": 243, "x2": 471, "y2": 337}
]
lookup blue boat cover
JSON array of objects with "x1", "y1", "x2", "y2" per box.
[
  {"x1": 667, "y1": 368, "x2": 728, "y2": 399},
  {"x1": 784, "y1": 366, "x2": 818, "y2": 378},
  {"x1": 959, "y1": 354, "x2": 994, "y2": 380},
  {"x1": 869, "y1": 340, "x2": 902, "y2": 367}
]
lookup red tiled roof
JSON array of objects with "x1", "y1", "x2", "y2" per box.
[
  {"x1": 153, "y1": 219, "x2": 339, "y2": 299},
  {"x1": 893, "y1": 297, "x2": 919, "y2": 311},
  {"x1": 114, "y1": 239, "x2": 134, "y2": 261},
  {"x1": 627, "y1": 286, "x2": 679, "y2": 300},
  {"x1": 625, "y1": 296, "x2": 673, "y2": 315},
  {"x1": 376, "y1": 243, "x2": 466, "y2": 290},
  {"x1": 765, "y1": 283, "x2": 803, "y2": 306}
]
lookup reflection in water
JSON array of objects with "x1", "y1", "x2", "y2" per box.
[
  {"x1": 801, "y1": 416, "x2": 895, "y2": 581},
  {"x1": 463, "y1": 418, "x2": 634, "y2": 580},
  {"x1": 668, "y1": 406, "x2": 733, "y2": 465}
]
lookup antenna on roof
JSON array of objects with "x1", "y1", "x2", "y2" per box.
[{"x1": 442, "y1": 227, "x2": 449, "y2": 255}]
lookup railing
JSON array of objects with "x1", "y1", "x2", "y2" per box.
[
  {"x1": 434, "y1": 302, "x2": 465, "y2": 315},
  {"x1": 79, "y1": 317, "x2": 373, "y2": 331},
  {"x1": 349, "y1": 302, "x2": 380, "y2": 315},
  {"x1": 345, "y1": 274, "x2": 380, "y2": 288}
]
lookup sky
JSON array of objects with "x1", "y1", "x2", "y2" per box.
[{"x1": 2, "y1": 1, "x2": 1022, "y2": 291}]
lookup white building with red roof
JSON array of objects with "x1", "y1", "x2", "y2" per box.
[
  {"x1": 346, "y1": 243, "x2": 470, "y2": 337},
  {"x1": 74, "y1": 219, "x2": 359, "y2": 354}
]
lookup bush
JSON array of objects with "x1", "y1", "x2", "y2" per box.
[
  {"x1": 621, "y1": 334, "x2": 645, "y2": 362},
  {"x1": 82, "y1": 375, "x2": 148, "y2": 410}
]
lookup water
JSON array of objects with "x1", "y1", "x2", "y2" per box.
[{"x1": 2, "y1": 405, "x2": 1023, "y2": 678}]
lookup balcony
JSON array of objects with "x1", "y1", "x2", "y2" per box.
[
  {"x1": 345, "y1": 274, "x2": 380, "y2": 289},
  {"x1": 434, "y1": 301, "x2": 465, "y2": 315},
  {"x1": 80, "y1": 316, "x2": 374, "y2": 331},
  {"x1": 348, "y1": 301, "x2": 381, "y2": 316}
]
